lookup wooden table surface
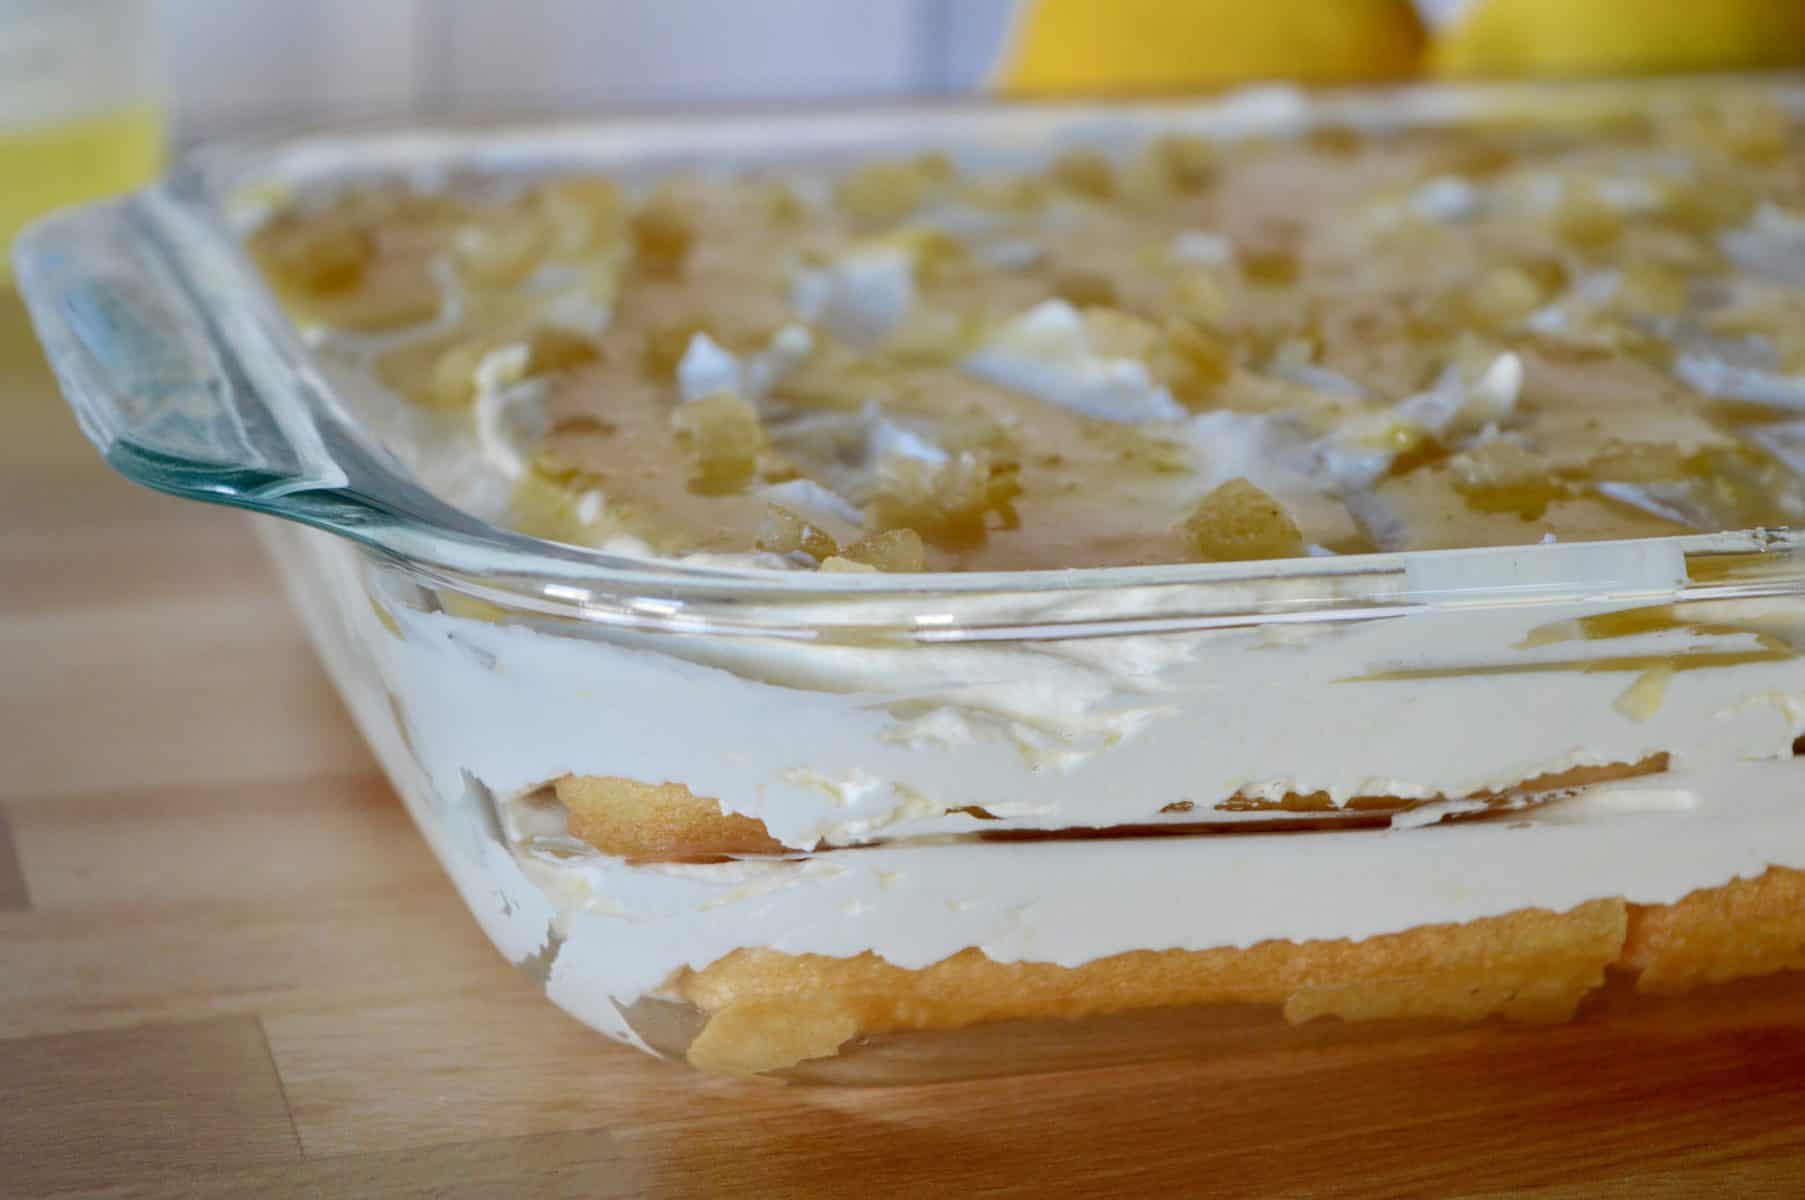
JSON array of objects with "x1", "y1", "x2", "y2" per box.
[{"x1": 5, "y1": 286, "x2": 1805, "y2": 1199}]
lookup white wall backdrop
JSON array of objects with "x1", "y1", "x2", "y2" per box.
[{"x1": 158, "y1": 0, "x2": 1018, "y2": 138}]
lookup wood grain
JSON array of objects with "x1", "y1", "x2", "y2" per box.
[
  {"x1": 0, "y1": 1018, "x2": 302, "y2": 1196},
  {"x1": 6, "y1": 285, "x2": 1805, "y2": 1198},
  {"x1": 0, "y1": 807, "x2": 27, "y2": 911}
]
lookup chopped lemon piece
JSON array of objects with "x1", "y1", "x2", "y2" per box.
[
  {"x1": 1463, "y1": 267, "x2": 1546, "y2": 331},
  {"x1": 673, "y1": 392, "x2": 764, "y2": 495},
  {"x1": 833, "y1": 156, "x2": 949, "y2": 229},
  {"x1": 630, "y1": 191, "x2": 695, "y2": 278},
  {"x1": 868, "y1": 453, "x2": 1021, "y2": 549},
  {"x1": 1048, "y1": 149, "x2": 1118, "y2": 200},
  {"x1": 841, "y1": 528, "x2": 927, "y2": 573},
  {"x1": 1183, "y1": 478, "x2": 1304, "y2": 562},
  {"x1": 533, "y1": 177, "x2": 625, "y2": 256},
  {"x1": 512, "y1": 469, "x2": 602, "y2": 546},
  {"x1": 453, "y1": 215, "x2": 546, "y2": 288},
  {"x1": 756, "y1": 504, "x2": 839, "y2": 561}
]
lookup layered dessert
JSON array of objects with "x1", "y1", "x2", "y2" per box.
[{"x1": 249, "y1": 86, "x2": 1805, "y2": 1075}]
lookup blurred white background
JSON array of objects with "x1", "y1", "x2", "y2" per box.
[{"x1": 158, "y1": 0, "x2": 1017, "y2": 139}]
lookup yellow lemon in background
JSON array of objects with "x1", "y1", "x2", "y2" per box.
[
  {"x1": 1430, "y1": 0, "x2": 1805, "y2": 78},
  {"x1": 998, "y1": 0, "x2": 1426, "y2": 94}
]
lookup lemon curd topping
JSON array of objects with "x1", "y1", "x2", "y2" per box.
[{"x1": 254, "y1": 91, "x2": 1805, "y2": 572}]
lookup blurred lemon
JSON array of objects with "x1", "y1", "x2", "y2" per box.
[
  {"x1": 998, "y1": 0, "x2": 1426, "y2": 94},
  {"x1": 1430, "y1": 0, "x2": 1805, "y2": 78}
]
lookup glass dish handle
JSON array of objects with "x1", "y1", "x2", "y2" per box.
[
  {"x1": 13, "y1": 194, "x2": 352, "y2": 502},
  {"x1": 11, "y1": 191, "x2": 581, "y2": 574}
]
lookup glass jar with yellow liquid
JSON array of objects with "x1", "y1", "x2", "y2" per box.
[{"x1": 1, "y1": 0, "x2": 163, "y2": 286}]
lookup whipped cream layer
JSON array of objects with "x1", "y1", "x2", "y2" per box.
[
  {"x1": 520, "y1": 759, "x2": 1805, "y2": 1036},
  {"x1": 271, "y1": 517, "x2": 1805, "y2": 1057},
  {"x1": 365, "y1": 559, "x2": 1805, "y2": 850}
]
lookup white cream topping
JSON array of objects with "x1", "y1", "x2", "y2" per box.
[
  {"x1": 1317, "y1": 353, "x2": 1523, "y2": 491},
  {"x1": 1267, "y1": 339, "x2": 1367, "y2": 398},
  {"x1": 792, "y1": 243, "x2": 916, "y2": 349},
  {"x1": 864, "y1": 404, "x2": 948, "y2": 466},
  {"x1": 675, "y1": 333, "x2": 740, "y2": 403},
  {"x1": 1170, "y1": 230, "x2": 1235, "y2": 267},
  {"x1": 1722, "y1": 204, "x2": 1805, "y2": 288},
  {"x1": 1526, "y1": 271, "x2": 1623, "y2": 337},
  {"x1": 1185, "y1": 409, "x2": 1323, "y2": 504},
  {"x1": 471, "y1": 344, "x2": 543, "y2": 481},
  {"x1": 1185, "y1": 354, "x2": 1517, "y2": 551},
  {"x1": 973, "y1": 236, "x2": 1044, "y2": 271},
  {"x1": 1593, "y1": 481, "x2": 1699, "y2": 527},
  {"x1": 1675, "y1": 353, "x2": 1805, "y2": 412},
  {"x1": 1186, "y1": 355, "x2": 1522, "y2": 514},
  {"x1": 1748, "y1": 420, "x2": 1805, "y2": 476},
  {"x1": 1411, "y1": 176, "x2": 1482, "y2": 222},
  {"x1": 520, "y1": 260, "x2": 618, "y2": 337},
  {"x1": 1595, "y1": 176, "x2": 1662, "y2": 214},
  {"x1": 1278, "y1": 363, "x2": 1367, "y2": 397},
  {"x1": 258, "y1": 522, "x2": 649, "y2": 1046},
  {"x1": 537, "y1": 287, "x2": 611, "y2": 338},
  {"x1": 913, "y1": 202, "x2": 1007, "y2": 240},
  {"x1": 1518, "y1": 172, "x2": 1568, "y2": 216},
  {"x1": 675, "y1": 323, "x2": 814, "y2": 406},
  {"x1": 963, "y1": 300, "x2": 1187, "y2": 424},
  {"x1": 760, "y1": 477, "x2": 865, "y2": 532}
]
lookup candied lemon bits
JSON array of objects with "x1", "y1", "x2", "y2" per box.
[
  {"x1": 1145, "y1": 133, "x2": 1219, "y2": 194},
  {"x1": 397, "y1": 326, "x2": 600, "y2": 412},
  {"x1": 833, "y1": 154, "x2": 953, "y2": 229},
  {"x1": 1460, "y1": 266, "x2": 1549, "y2": 332},
  {"x1": 1450, "y1": 439, "x2": 1570, "y2": 519},
  {"x1": 255, "y1": 212, "x2": 371, "y2": 295},
  {"x1": 756, "y1": 504, "x2": 839, "y2": 562},
  {"x1": 1048, "y1": 149, "x2": 1118, "y2": 201},
  {"x1": 1183, "y1": 479, "x2": 1306, "y2": 562},
  {"x1": 839, "y1": 528, "x2": 927, "y2": 573},
  {"x1": 673, "y1": 392, "x2": 765, "y2": 495},
  {"x1": 452, "y1": 213, "x2": 546, "y2": 288},
  {"x1": 533, "y1": 177, "x2": 625, "y2": 257},
  {"x1": 629, "y1": 190, "x2": 696, "y2": 278},
  {"x1": 1153, "y1": 317, "x2": 1235, "y2": 408},
  {"x1": 512, "y1": 469, "x2": 606, "y2": 546},
  {"x1": 868, "y1": 452, "x2": 1022, "y2": 549},
  {"x1": 259, "y1": 86, "x2": 1805, "y2": 574}
]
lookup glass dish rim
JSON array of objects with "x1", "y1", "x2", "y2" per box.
[{"x1": 19, "y1": 75, "x2": 1805, "y2": 637}]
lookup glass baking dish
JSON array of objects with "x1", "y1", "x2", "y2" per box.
[{"x1": 17, "y1": 79, "x2": 1805, "y2": 1081}]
